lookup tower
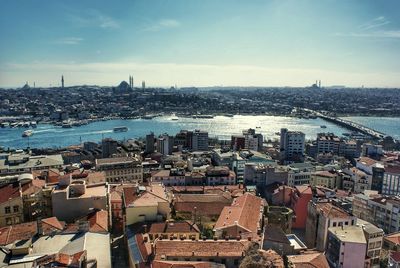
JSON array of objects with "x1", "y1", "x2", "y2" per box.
[
  {"x1": 142, "y1": 81, "x2": 145, "y2": 89},
  {"x1": 61, "y1": 75, "x2": 64, "y2": 88}
]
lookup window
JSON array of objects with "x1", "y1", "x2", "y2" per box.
[
  {"x1": 4, "y1": 206, "x2": 11, "y2": 214},
  {"x1": 13, "y1": 206, "x2": 19, "y2": 213}
]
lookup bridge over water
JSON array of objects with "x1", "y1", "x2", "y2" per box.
[{"x1": 303, "y1": 109, "x2": 387, "y2": 140}]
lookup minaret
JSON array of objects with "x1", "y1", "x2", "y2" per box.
[{"x1": 61, "y1": 75, "x2": 64, "y2": 88}]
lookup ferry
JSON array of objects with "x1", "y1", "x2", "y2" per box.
[
  {"x1": 22, "y1": 130, "x2": 33, "y2": 137},
  {"x1": 113, "y1": 126, "x2": 128, "y2": 132},
  {"x1": 62, "y1": 121, "x2": 73, "y2": 128}
]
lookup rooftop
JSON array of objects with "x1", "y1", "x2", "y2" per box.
[
  {"x1": 287, "y1": 252, "x2": 330, "y2": 268},
  {"x1": 328, "y1": 225, "x2": 367, "y2": 244},
  {"x1": 154, "y1": 240, "x2": 251, "y2": 259},
  {"x1": 149, "y1": 221, "x2": 200, "y2": 234}
]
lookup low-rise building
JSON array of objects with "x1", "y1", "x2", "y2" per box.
[
  {"x1": 311, "y1": 170, "x2": 339, "y2": 189},
  {"x1": 0, "y1": 153, "x2": 63, "y2": 176},
  {"x1": 287, "y1": 251, "x2": 329, "y2": 268},
  {"x1": 123, "y1": 184, "x2": 171, "y2": 226},
  {"x1": 153, "y1": 239, "x2": 251, "y2": 268},
  {"x1": 96, "y1": 156, "x2": 143, "y2": 183},
  {"x1": 52, "y1": 176, "x2": 109, "y2": 222},
  {"x1": 148, "y1": 221, "x2": 200, "y2": 241},
  {"x1": 214, "y1": 193, "x2": 264, "y2": 239}
]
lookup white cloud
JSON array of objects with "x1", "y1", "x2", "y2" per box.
[
  {"x1": 359, "y1": 16, "x2": 390, "y2": 30},
  {"x1": 68, "y1": 9, "x2": 119, "y2": 29},
  {"x1": 143, "y1": 19, "x2": 180, "y2": 32},
  {"x1": 334, "y1": 30, "x2": 400, "y2": 39},
  {"x1": 54, "y1": 37, "x2": 83, "y2": 45}
]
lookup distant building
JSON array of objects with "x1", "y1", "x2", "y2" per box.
[
  {"x1": 383, "y1": 164, "x2": 400, "y2": 196},
  {"x1": 0, "y1": 153, "x2": 63, "y2": 176},
  {"x1": 287, "y1": 162, "x2": 314, "y2": 187},
  {"x1": 157, "y1": 134, "x2": 174, "y2": 156},
  {"x1": 362, "y1": 143, "x2": 383, "y2": 158},
  {"x1": 231, "y1": 135, "x2": 245, "y2": 151},
  {"x1": 243, "y1": 128, "x2": 263, "y2": 152},
  {"x1": 191, "y1": 129, "x2": 209, "y2": 151},
  {"x1": 101, "y1": 138, "x2": 118, "y2": 158},
  {"x1": 317, "y1": 133, "x2": 341, "y2": 155},
  {"x1": 95, "y1": 157, "x2": 143, "y2": 183},
  {"x1": 280, "y1": 128, "x2": 305, "y2": 163},
  {"x1": 145, "y1": 132, "x2": 155, "y2": 154}
]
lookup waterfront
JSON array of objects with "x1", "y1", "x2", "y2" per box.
[{"x1": 1, "y1": 115, "x2": 399, "y2": 149}]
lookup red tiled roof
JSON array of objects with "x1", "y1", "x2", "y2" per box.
[
  {"x1": 41, "y1": 217, "x2": 65, "y2": 231},
  {"x1": 152, "y1": 260, "x2": 218, "y2": 268},
  {"x1": 87, "y1": 210, "x2": 108, "y2": 233},
  {"x1": 385, "y1": 232, "x2": 400, "y2": 246},
  {"x1": 358, "y1": 157, "x2": 378, "y2": 167},
  {"x1": 0, "y1": 183, "x2": 21, "y2": 204},
  {"x1": 173, "y1": 194, "x2": 232, "y2": 216},
  {"x1": 214, "y1": 193, "x2": 263, "y2": 234},
  {"x1": 149, "y1": 221, "x2": 200, "y2": 234},
  {"x1": 154, "y1": 240, "x2": 251, "y2": 259},
  {"x1": 0, "y1": 221, "x2": 36, "y2": 245},
  {"x1": 315, "y1": 202, "x2": 351, "y2": 219},
  {"x1": 123, "y1": 186, "x2": 140, "y2": 206},
  {"x1": 288, "y1": 252, "x2": 330, "y2": 268}
]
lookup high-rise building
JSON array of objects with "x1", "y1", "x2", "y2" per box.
[
  {"x1": 242, "y1": 128, "x2": 263, "y2": 151},
  {"x1": 317, "y1": 133, "x2": 341, "y2": 155},
  {"x1": 101, "y1": 138, "x2": 118, "y2": 158},
  {"x1": 280, "y1": 128, "x2": 305, "y2": 162},
  {"x1": 142, "y1": 81, "x2": 146, "y2": 89},
  {"x1": 61, "y1": 75, "x2": 64, "y2": 88},
  {"x1": 191, "y1": 130, "x2": 208, "y2": 151},
  {"x1": 157, "y1": 134, "x2": 173, "y2": 156},
  {"x1": 145, "y1": 132, "x2": 155, "y2": 154}
]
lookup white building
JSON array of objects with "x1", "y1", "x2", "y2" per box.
[{"x1": 280, "y1": 128, "x2": 305, "y2": 162}]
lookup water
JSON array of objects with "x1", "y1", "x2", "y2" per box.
[{"x1": 0, "y1": 115, "x2": 399, "y2": 149}]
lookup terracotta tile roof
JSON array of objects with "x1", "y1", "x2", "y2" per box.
[
  {"x1": 315, "y1": 202, "x2": 351, "y2": 219},
  {"x1": 154, "y1": 240, "x2": 251, "y2": 259},
  {"x1": 214, "y1": 193, "x2": 263, "y2": 235},
  {"x1": 173, "y1": 194, "x2": 232, "y2": 216},
  {"x1": 0, "y1": 221, "x2": 36, "y2": 245},
  {"x1": 123, "y1": 186, "x2": 140, "y2": 206},
  {"x1": 152, "y1": 260, "x2": 220, "y2": 268},
  {"x1": 87, "y1": 210, "x2": 109, "y2": 233},
  {"x1": 358, "y1": 157, "x2": 378, "y2": 167},
  {"x1": 149, "y1": 221, "x2": 200, "y2": 234},
  {"x1": 295, "y1": 185, "x2": 313, "y2": 195},
  {"x1": 314, "y1": 171, "x2": 337, "y2": 178},
  {"x1": 136, "y1": 233, "x2": 152, "y2": 262},
  {"x1": 288, "y1": 252, "x2": 330, "y2": 268},
  {"x1": 385, "y1": 232, "x2": 400, "y2": 245},
  {"x1": 42, "y1": 217, "x2": 65, "y2": 231},
  {"x1": 0, "y1": 183, "x2": 21, "y2": 204}
]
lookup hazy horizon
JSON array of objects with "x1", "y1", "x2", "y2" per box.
[{"x1": 1, "y1": 0, "x2": 400, "y2": 88}]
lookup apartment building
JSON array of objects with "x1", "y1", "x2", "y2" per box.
[
  {"x1": 96, "y1": 156, "x2": 143, "y2": 183},
  {"x1": 280, "y1": 128, "x2": 305, "y2": 162}
]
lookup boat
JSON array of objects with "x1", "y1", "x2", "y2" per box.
[
  {"x1": 142, "y1": 115, "x2": 156, "y2": 120},
  {"x1": 113, "y1": 126, "x2": 128, "y2": 132},
  {"x1": 320, "y1": 125, "x2": 327, "y2": 128},
  {"x1": 0, "y1": 122, "x2": 9, "y2": 128},
  {"x1": 62, "y1": 121, "x2": 73, "y2": 128},
  {"x1": 193, "y1": 115, "x2": 214, "y2": 119},
  {"x1": 171, "y1": 117, "x2": 179, "y2": 121},
  {"x1": 22, "y1": 130, "x2": 33, "y2": 137},
  {"x1": 31, "y1": 122, "x2": 37, "y2": 128},
  {"x1": 256, "y1": 126, "x2": 261, "y2": 129}
]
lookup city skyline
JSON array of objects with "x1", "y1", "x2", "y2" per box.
[{"x1": 1, "y1": 0, "x2": 400, "y2": 88}]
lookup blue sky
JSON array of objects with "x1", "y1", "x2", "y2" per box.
[{"x1": 1, "y1": 0, "x2": 400, "y2": 87}]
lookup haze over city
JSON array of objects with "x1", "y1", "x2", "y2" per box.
[{"x1": 1, "y1": 0, "x2": 400, "y2": 88}]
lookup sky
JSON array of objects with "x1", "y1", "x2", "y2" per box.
[{"x1": 1, "y1": 0, "x2": 400, "y2": 88}]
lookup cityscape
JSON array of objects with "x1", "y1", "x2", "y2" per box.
[{"x1": 1, "y1": 1, "x2": 400, "y2": 268}]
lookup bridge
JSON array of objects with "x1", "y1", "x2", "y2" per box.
[{"x1": 302, "y1": 109, "x2": 387, "y2": 140}]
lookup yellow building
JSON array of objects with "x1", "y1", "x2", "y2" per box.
[
  {"x1": 0, "y1": 183, "x2": 24, "y2": 227},
  {"x1": 311, "y1": 171, "x2": 339, "y2": 189},
  {"x1": 123, "y1": 184, "x2": 171, "y2": 226}
]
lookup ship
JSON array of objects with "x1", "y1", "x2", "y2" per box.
[
  {"x1": 113, "y1": 126, "x2": 128, "y2": 132},
  {"x1": 22, "y1": 130, "x2": 33, "y2": 137}
]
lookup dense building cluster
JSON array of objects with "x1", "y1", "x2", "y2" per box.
[
  {"x1": 0, "y1": 124, "x2": 399, "y2": 267},
  {"x1": 1, "y1": 85, "x2": 400, "y2": 125}
]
